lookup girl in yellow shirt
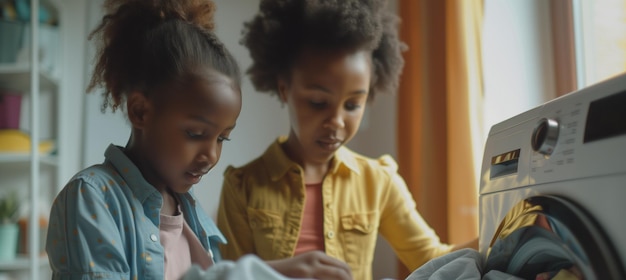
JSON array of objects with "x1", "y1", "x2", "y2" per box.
[{"x1": 217, "y1": 1, "x2": 477, "y2": 280}]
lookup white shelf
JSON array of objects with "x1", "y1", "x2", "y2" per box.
[
  {"x1": 0, "y1": 153, "x2": 58, "y2": 166},
  {"x1": 0, "y1": 64, "x2": 58, "y2": 93},
  {"x1": 0, "y1": 1, "x2": 66, "y2": 279},
  {"x1": 0, "y1": 255, "x2": 49, "y2": 271}
]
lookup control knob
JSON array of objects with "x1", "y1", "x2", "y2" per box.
[{"x1": 531, "y1": 118, "x2": 559, "y2": 156}]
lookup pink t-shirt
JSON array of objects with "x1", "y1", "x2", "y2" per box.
[
  {"x1": 294, "y1": 183, "x2": 325, "y2": 255},
  {"x1": 160, "y1": 210, "x2": 213, "y2": 279}
]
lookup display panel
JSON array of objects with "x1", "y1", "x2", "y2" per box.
[{"x1": 584, "y1": 90, "x2": 626, "y2": 143}]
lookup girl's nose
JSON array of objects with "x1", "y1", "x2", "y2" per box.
[
  {"x1": 197, "y1": 141, "x2": 219, "y2": 167},
  {"x1": 324, "y1": 108, "x2": 345, "y2": 130}
]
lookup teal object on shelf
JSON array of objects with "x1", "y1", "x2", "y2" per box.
[
  {"x1": 0, "y1": 20, "x2": 25, "y2": 63},
  {"x1": 14, "y1": 0, "x2": 51, "y2": 23},
  {"x1": 0, "y1": 223, "x2": 18, "y2": 261}
]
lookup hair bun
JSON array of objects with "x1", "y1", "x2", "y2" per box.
[{"x1": 103, "y1": 0, "x2": 217, "y2": 31}]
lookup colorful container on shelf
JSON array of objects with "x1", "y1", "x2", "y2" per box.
[
  {"x1": 0, "y1": 92, "x2": 21, "y2": 129},
  {"x1": 0, "y1": 130, "x2": 54, "y2": 154}
]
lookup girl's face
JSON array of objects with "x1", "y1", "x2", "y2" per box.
[
  {"x1": 131, "y1": 70, "x2": 242, "y2": 194},
  {"x1": 278, "y1": 48, "x2": 371, "y2": 164}
]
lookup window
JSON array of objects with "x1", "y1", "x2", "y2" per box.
[{"x1": 574, "y1": 0, "x2": 626, "y2": 87}]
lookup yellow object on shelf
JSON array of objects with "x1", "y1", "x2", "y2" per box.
[{"x1": 0, "y1": 129, "x2": 54, "y2": 154}]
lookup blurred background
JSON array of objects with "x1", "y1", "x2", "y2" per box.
[{"x1": 0, "y1": 0, "x2": 625, "y2": 279}]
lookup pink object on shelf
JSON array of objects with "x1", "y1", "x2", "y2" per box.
[{"x1": 0, "y1": 92, "x2": 22, "y2": 129}]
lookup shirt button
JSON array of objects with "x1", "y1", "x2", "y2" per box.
[
  {"x1": 326, "y1": 231, "x2": 335, "y2": 239},
  {"x1": 150, "y1": 234, "x2": 158, "y2": 242}
]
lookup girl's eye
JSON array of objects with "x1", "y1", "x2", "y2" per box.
[
  {"x1": 345, "y1": 102, "x2": 361, "y2": 111},
  {"x1": 218, "y1": 135, "x2": 231, "y2": 143},
  {"x1": 186, "y1": 130, "x2": 204, "y2": 138},
  {"x1": 309, "y1": 100, "x2": 326, "y2": 109}
]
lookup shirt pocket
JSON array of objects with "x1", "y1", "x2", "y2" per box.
[
  {"x1": 339, "y1": 211, "x2": 379, "y2": 267},
  {"x1": 247, "y1": 208, "x2": 284, "y2": 256}
]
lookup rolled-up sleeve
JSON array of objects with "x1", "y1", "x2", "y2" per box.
[{"x1": 46, "y1": 178, "x2": 130, "y2": 279}]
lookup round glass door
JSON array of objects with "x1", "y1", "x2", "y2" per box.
[{"x1": 484, "y1": 195, "x2": 625, "y2": 279}]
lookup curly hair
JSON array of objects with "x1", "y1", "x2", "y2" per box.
[
  {"x1": 87, "y1": 0, "x2": 241, "y2": 112},
  {"x1": 242, "y1": 0, "x2": 406, "y2": 100}
]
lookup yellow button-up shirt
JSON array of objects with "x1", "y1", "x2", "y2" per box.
[{"x1": 217, "y1": 137, "x2": 453, "y2": 280}]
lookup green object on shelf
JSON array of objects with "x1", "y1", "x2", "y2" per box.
[
  {"x1": 0, "y1": 192, "x2": 19, "y2": 224},
  {"x1": 0, "y1": 192, "x2": 19, "y2": 261},
  {"x1": 0, "y1": 223, "x2": 18, "y2": 261}
]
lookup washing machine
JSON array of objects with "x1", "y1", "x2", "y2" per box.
[{"x1": 478, "y1": 73, "x2": 626, "y2": 279}]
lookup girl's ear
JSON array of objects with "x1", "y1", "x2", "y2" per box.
[
  {"x1": 277, "y1": 77, "x2": 289, "y2": 103},
  {"x1": 126, "y1": 91, "x2": 153, "y2": 128}
]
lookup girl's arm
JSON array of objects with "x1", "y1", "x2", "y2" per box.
[
  {"x1": 46, "y1": 178, "x2": 130, "y2": 279},
  {"x1": 377, "y1": 159, "x2": 455, "y2": 272}
]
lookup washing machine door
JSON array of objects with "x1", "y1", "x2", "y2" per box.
[{"x1": 484, "y1": 195, "x2": 625, "y2": 279}]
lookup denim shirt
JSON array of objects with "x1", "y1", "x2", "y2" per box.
[{"x1": 46, "y1": 144, "x2": 226, "y2": 279}]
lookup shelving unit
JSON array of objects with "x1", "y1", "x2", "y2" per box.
[
  {"x1": 0, "y1": 64, "x2": 58, "y2": 93},
  {"x1": 0, "y1": 0, "x2": 62, "y2": 279},
  {"x1": 0, "y1": 153, "x2": 58, "y2": 166},
  {"x1": 0, "y1": 256, "x2": 49, "y2": 271}
]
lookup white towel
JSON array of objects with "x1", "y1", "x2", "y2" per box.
[{"x1": 182, "y1": 254, "x2": 293, "y2": 280}]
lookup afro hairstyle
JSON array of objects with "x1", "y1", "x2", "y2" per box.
[{"x1": 242, "y1": 0, "x2": 407, "y2": 101}]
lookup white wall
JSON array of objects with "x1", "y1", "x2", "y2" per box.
[
  {"x1": 81, "y1": 0, "x2": 130, "y2": 166},
  {"x1": 481, "y1": 0, "x2": 557, "y2": 134},
  {"x1": 57, "y1": 0, "x2": 88, "y2": 189}
]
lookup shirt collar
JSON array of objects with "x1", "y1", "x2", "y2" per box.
[
  {"x1": 182, "y1": 192, "x2": 227, "y2": 244},
  {"x1": 263, "y1": 137, "x2": 361, "y2": 182},
  {"x1": 331, "y1": 144, "x2": 361, "y2": 175},
  {"x1": 104, "y1": 144, "x2": 158, "y2": 203}
]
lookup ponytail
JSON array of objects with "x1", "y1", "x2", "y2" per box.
[{"x1": 87, "y1": 0, "x2": 240, "y2": 112}]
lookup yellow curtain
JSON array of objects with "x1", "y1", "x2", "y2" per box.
[{"x1": 397, "y1": 0, "x2": 483, "y2": 277}]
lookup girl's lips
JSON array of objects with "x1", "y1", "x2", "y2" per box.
[
  {"x1": 317, "y1": 139, "x2": 342, "y2": 151},
  {"x1": 185, "y1": 172, "x2": 205, "y2": 184}
]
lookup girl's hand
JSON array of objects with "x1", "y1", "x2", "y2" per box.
[{"x1": 265, "y1": 251, "x2": 353, "y2": 280}]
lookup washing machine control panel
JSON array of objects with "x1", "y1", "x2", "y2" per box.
[
  {"x1": 529, "y1": 87, "x2": 626, "y2": 183},
  {"x1": 530, "y1": 101, "x2": 584, "y2": 176}
]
